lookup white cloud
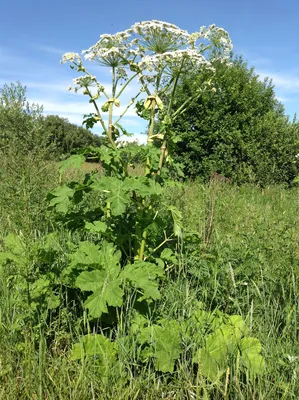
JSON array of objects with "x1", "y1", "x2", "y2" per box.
[
  {"x1": 31, "y1": 44, "x2": 66, "y2": 55},
  {"x1": 276, "y1": 96, "x2": 291, "y2": 103},
  {"x1": 28, "y1": 96, "x2": 144, "y2": 118},
  {"x1": 257, "y1": 70, "x2": 299, "y2": 91}
]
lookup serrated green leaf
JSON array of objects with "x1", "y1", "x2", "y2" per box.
[
  {"x1": 133, "y1": 318, "x2": 182, "y2": 372},
  {"x1": 76, "y1": 269, "x2": 123, "y2": 317},
  {"x1": 226, "y1": 315, "x2": 248, "y2": 338},
  {"x1": 92, "y1": 177, "x2": 131, "y2": 216},
  {"x1": 240, "y1": 337, "x2": 265, "y2": 375},
  {"x1": 130, "y1": 313, "x2": 149, "y2": 335},
  {"x1": 30, "y1": 277, "x2": 51, "y2": 298},
  {"x1": 108, "y1": 181, "x2": 131, "y2": 216},
  {"x1": 69, "y1": 241, "x2": 103, "y2": 269},
  {"x1": 0, "y1": 234, "x2": 27, "y2": 267},
  {"x1": 42, "y1": 232, "x2": 61, "y2": 252},
  {"x1": 128, "y1": 176, "x2": 162, "y2": 197},
  {"x1": 98, "y1": 241, "x2": 122, "y2": 275},
  {"x1": 160, "y1": 248, "x2": 173, "y2": 260},
  {"x1": 193, "y1": 348, "x2": 220, "y2": 382},
  {"x1": 69, "y1": 241, "x2": 121, "y2": 273},
  {"x1": 4, "y1": 234, "x2": 25, "y2": 254},
  {"x1": 47, "y1": 293, "x2": 60, "y2": 309},
  {"x1": 153, "y1": 320, "x2": 181, "y2": 373},
  {"x1": 71, "y1": 334, "x2": 118, "y2": 376},
  {"x1": 123, "y1": 261, "x2": 164, "y2": 301},
  {"x1": 49, "y1": 185, "x2": 74, "y2": 213},
  {"x1": 168, "y1": 205, "x2": 183, "y2": 237},
  {"x1": 85, "y1": 221, "x2": 107, "y2": 233},
  {"x1": 205, "y1": 329, "x2": 230, "y2": 362}
]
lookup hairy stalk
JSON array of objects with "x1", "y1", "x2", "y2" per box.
[{"x1": 134, "y1": 218, "x2": 147, "y2": 261}]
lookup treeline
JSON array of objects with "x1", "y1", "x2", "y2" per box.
[
  {"x1": 2, "y1": 56, "x2": 299, "y2": 187},
  {"x1": 0, "y1": 81, "x2": 105, "y2": 159}
]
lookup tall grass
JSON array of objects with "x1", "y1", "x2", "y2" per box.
[{"x1": 1, "y1": 159, "x2": 299, "y2": 398}]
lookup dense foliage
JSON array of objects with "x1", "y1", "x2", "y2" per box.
[
  {"x1": 41, "y1": 114, "x2": 106, "y2": 158},
  {"x1": 0, "y1": 81, "x2": 46, "y2": 155},
  {"x1": 172, "y1": 57, "x2": 299, "y2": 185},
  {"x1": 0, "y1": 81, "x2": 104, "y2": 158}
]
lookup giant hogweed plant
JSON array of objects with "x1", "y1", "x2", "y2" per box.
[
  {"x1": 0, "y1": 21, "x2": 264, "y2": 381},
  {"x1": 53, "y1": 20, "x2": 232, "y2": 314}
]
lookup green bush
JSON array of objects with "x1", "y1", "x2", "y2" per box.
[{"x1": 172, "y1": 57, "x2": 299, "y2": 185}]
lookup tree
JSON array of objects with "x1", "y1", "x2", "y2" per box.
[
  {"x1": 0, "y1": 82, "x2": 106, "y2": 159},
  {"x1": 171, "y1": 57, "x2": 299, "y2": 185},
  {"x1": 0, "y1": 81, "x2": 46, "y2": 155},
  {"x1": 41, "y1": 115, "x2": 106, "y2": 158}
]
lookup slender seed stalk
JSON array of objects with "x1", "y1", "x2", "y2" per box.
[
  {"x1": 116, "y1": 72, "x2": 139, "y2": 98},
  {"x1": 85, "y1": 87, "x2": 107, "y2": 134},
  {"x1": 114, "y1": 92, "x2": 141, "y2": 126}
]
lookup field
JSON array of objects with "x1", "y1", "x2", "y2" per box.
[{"x1": 0, "y1": 154, "x2": 299, "y2": 399}]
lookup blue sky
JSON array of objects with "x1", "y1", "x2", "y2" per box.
[{"x1": 1, "y1": 0, "x2": 299, "y2": 142}]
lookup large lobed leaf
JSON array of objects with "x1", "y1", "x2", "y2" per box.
[
  {"x1": 74, "y1": 241, "x2": 123, "y2": 318},
  {"x1": 123, "y1": 261, "x2": 164, "y2": 301},
  {"x1": 76, "y1": 270, "x2": 123, "y2": 318}
]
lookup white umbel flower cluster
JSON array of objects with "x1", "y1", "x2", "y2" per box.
[
  {"x1": 61, "y1": 52, "x2": 82, "y2": 64},
  {"x1": 62, "y1": 20, "x2": 232, "y2": 92},
  {"x1": 138, "y1": 49, "x2": 212, "y2": 73},
  {"x1": 63, "y1": 19, "x2": 232, "y2": 68}
]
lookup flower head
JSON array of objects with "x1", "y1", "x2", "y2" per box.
[{"x1": 61, "y1": 52, "x2": 82, "y2": 64}]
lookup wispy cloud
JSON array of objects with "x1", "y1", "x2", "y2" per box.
[
  {"x1": 276, "y1": 96, "x2": 292, "y2": 103},
  {"x1": 31, "y1": 44, "x2": 66, "y2": 55},
  {"x1": 257, "y1": 70, "x2": 299, "y2": 92}
]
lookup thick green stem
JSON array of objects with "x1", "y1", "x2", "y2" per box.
[
  {"x1": 157, "y1": 139, "x2": 167, "y2": 176},
  {"x1": 106, "y1": 67, "x2": 117, "y2": 150},
  {"x1": 134, "y1": 217, "x2": 147, "y2": 261},
  {"x1": 144, "y1": 101, "x2": 156, "y2": 176},
  {"x1": 138, "y1": 228, "x2": 147, "y2": 261}
]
